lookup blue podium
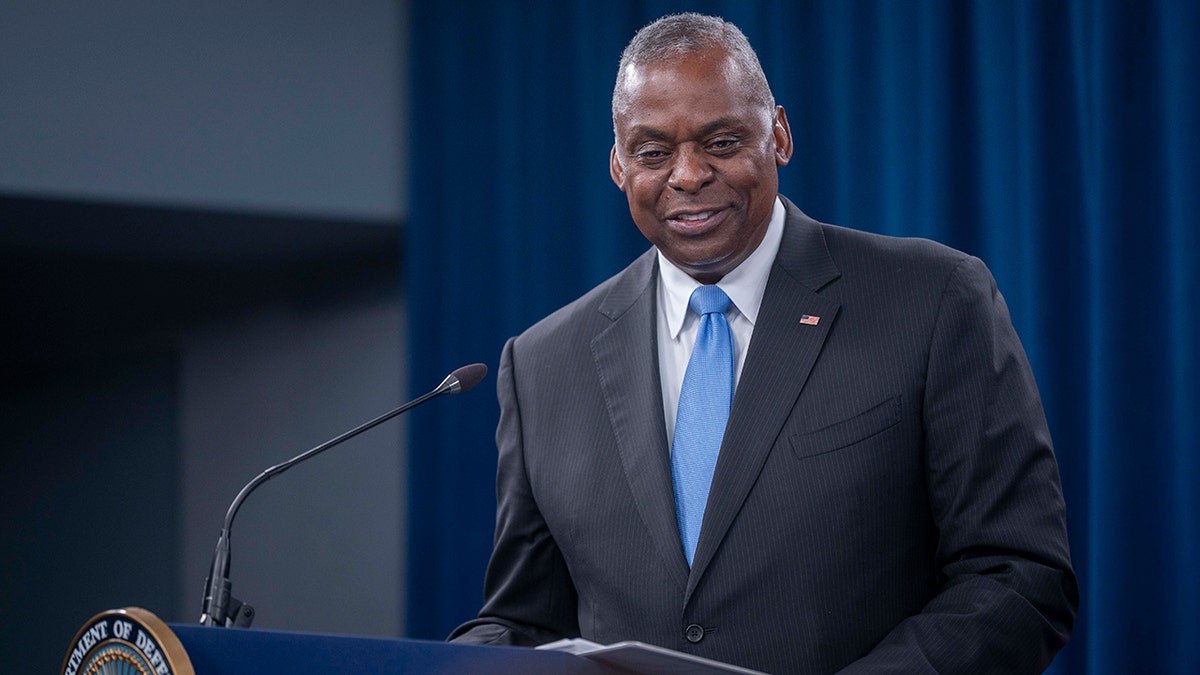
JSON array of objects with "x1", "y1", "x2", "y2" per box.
[
  {"x1": 61, "y1": 609, "x2": 756, "y2": 674},
  {"x1": 170, "y1": 624, "x2": 610, "y2": 674}
]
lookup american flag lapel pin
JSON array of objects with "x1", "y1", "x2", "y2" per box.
[{"x1": 799, "y1": 314, "x2": 821, "y2": 326}]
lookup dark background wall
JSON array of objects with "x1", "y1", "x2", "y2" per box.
[{"x1": 0, "y1": 2, "x2": 410, "y2": 672}]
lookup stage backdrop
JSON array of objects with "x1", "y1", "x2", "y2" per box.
[{"x1": 405, "y1": 2, "x2": 1197, "y2": 673}]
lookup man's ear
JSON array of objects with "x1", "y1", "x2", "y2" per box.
[
  {"x1": 610, "y1": 145, "x2": 627, "y2": 191},
  {"x1": 773, "y1": 105, "x2": 794, "y2": 167}
]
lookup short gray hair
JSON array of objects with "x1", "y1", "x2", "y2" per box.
[{"x1": 612, "y1": 13, "x2": 775, "y2": 122}]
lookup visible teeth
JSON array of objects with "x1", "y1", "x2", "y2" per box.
[{"x1": 676, "y1": 211, "x2": 713, "y2": 221}]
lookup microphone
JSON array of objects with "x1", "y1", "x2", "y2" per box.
[{"x1": 199, "y1": 362, "x2": 488, "y2": 627}]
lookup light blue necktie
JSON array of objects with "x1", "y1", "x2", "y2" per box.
[{"x1": 671, "y1": 285, "x2": 734, "y2": 566}]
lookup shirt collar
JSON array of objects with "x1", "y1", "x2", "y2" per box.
[{"x1": 658, "y1": 197, "x2": 786, "y2": 339}]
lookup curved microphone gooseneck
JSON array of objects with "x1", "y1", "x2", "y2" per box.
[{"x1": 199, "y1": 363, "x2": 488, "y2": 627}]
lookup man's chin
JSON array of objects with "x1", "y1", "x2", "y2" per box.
[{"x1": 665, "y1": 251, "x2": 742, "y2": 283}]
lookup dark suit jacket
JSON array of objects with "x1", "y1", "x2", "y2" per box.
[{"x1": 452, "y1": 197, "x2": 1077, "y2": 674}]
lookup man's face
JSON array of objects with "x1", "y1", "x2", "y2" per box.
[{"x1": 610, "y1": 48, "x2": 793, "y2": 284}]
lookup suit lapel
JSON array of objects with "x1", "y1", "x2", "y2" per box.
[
  {"x1": 591, "y1": 250, "x2": 691, "y2": 591},
  {"x1": 686, "y1": 201, "x2": 843, "y2": 599}
]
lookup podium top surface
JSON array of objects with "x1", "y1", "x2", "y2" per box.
[{"x1": 170, "y1": 624, "x2": 610, "y2": 675}]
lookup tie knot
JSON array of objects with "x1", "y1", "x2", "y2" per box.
[{"x1": 689, "y1": 285, "x2": 731, "y2": 317}]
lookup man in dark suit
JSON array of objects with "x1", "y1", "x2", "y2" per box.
[{"x1": 451, "y1": 13, "x2": 1077, "y2": 674}]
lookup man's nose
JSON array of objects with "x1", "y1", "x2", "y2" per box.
[{"x1": 667, "y1": 145, "x2": 714, "y2": 193}]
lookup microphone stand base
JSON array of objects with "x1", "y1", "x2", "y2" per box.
[{"x1": 226, "y1": 597, "x2": 256, "y2": 628}]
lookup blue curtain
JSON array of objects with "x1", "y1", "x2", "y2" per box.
[{"x1": 405, "y1": 2, "x2": 1198, "y2": 672}]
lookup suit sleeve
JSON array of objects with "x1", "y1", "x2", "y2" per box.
[
  {"x1": 447, "y1": 337, "x2": 580, "y2": 646},
  {"x1": 841, "y1": 256, "x2": 1078, "y2": 673}
]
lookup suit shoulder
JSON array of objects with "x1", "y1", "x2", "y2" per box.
[
  {"x1": 816, "y1": 222, "x2": 996, "y2": 297},
  {"x1": 802, "y1": 220, "x2": 1006, "y2": 327},
  {"x1": 512, "y1": 249, "x2": 654, "y2": 353},
  {"x1": 820, "y1": 222, "x2": 971, "y2": 271}
]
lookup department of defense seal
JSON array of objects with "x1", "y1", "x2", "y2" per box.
[{"x1": 61, "y1": 608, "x2": 193, "y2": 675}]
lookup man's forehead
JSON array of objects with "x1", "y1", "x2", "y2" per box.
[
  {"x1": 622, "y1": 115, "x2": 754, "y2": 140},
  {"x1": 618, "y1": 61, "x2": 651, "y2": 94},
  {"x1": 615, "y1": 63, "x2": 768, "y2": 134},
  {"x1": 617, "y1": 57, "x2": 747, "y2": 113}
]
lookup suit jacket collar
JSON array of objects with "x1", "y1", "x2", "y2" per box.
[
  {"x1": 774, "y1": 195, "x2": 842, "y2": 293},
  {"x1": 592, "y1": 249, "x2": 692, "y2": 591},
  {"x1": 591, "y1": 197, "x2": 844, "y2": 602}
]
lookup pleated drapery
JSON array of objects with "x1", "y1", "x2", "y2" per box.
[{"x1": 405, "y1": 3, "x2": 1198, "y2": 672}]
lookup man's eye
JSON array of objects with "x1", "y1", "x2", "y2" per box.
[
  {"x1": 709, "y1": 139, "x2": 738, "y2": 151},
  {"x1": 637, "y1": 150, "x2": 668, "y2": 162}
]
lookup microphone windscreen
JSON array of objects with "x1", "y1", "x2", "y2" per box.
[{"x1": 451, "y1": 363, "x2": 488, "y2": 393}]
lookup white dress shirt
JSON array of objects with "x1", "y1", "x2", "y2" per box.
[{"x1": 656, "y1": 197, "x2": 786, "y2": 450}]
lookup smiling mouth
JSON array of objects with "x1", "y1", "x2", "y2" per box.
[
  {"x1": 673, "y1": 210, "x2": 716, "y2": 221},
  {"x1": 665, "y1": 208, "x2": 726, "y2": 233}
]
